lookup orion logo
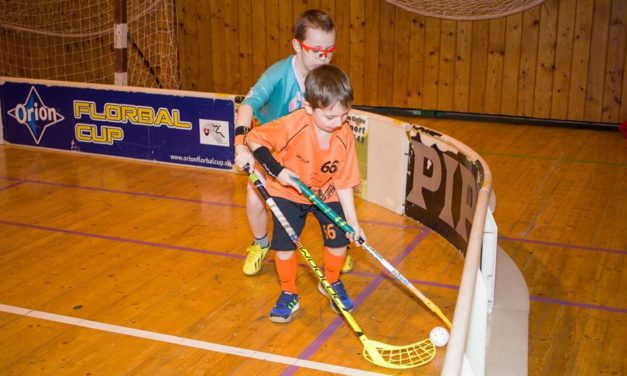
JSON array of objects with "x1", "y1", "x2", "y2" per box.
[{"x1": 7, "y1": 86, "x2": 65, "y2": 144}]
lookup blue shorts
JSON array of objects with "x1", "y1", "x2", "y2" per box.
[{"x1": 270, "y1": 197, "x2": 350, "y2": 251}]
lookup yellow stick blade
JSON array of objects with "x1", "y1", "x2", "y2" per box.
[{"x1": 362, "y1": 338, "x2": 436, "y2": 369}]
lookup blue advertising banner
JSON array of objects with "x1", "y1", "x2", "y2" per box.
[{"x1": 0, "y1": 78, "x2": 235, "y2": 170}]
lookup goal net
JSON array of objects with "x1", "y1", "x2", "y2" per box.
[
  {"x1": 0, "y1": 0, "x2": 180, "y2": 89},
  {"x1": 385, "y1": 0, "x2": 546, "y2": 20}
]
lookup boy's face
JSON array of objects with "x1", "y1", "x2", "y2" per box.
[
  {"x1": 304, "y1": 101, "x2": 350, "y2": 134},
  {"x1": 293, "y1": 28, "x2": 336, "y2": 74}
]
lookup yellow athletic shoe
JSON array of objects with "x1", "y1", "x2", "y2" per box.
[
  {"x1": 242, "y1": 243, "x2": 270, "y2": 276},
  {"x1": 341, "y1": 253, "x2": 354, "y2": 273}
]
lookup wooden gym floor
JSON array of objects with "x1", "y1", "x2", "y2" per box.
[{"x1": 1, "y1": 117, "x2": 625, "y2": 375}]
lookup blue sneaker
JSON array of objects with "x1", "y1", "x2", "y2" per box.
[
  {"x1": 318, "y1": 280, "x2": 353, "y2": 313},
  {"x1": 269, "y1": 292, "x2": 300, "y2": 323}
]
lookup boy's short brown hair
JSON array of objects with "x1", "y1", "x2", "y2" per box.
[
  {"x1": 293, "y1": 9, "x2": 335, "y2": 40},
  {"x1": 305, "y1": 65, "x2": 353, "y2": 110}
]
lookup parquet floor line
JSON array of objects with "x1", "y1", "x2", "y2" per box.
[
  {"x1": 478, "y1": 150, "x2": 627, "y2": 167},
  {"x1": 2, "y1": 217, "x2": 622, "y2": 315},
  {"x1": 0, "y1": 175, "x2": 423, "y2": 230},
  {"x1": 3, "y1": 175, "x2": 623, "y2": 253},
  {"x1": 501, "y1": 235, "x2": 626, "y2": 255},
  {"x1": 0, "y1": 304, "x2": 388, "y2": 376}
]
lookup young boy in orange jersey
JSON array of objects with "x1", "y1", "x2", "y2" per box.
[
  {"x1": 235, "y1": 9, "x2": 354, "y2": 276},
  {"x1": 245, "y1": 64, "x2": 365, "y2": 322}
]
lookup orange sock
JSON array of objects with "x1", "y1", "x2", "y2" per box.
[
  {"x1": 274, "y1": 251, "x2": 298, "y2": 294},
  {"x1": 324, "y1": 247, "x2": 345, "y2": 283}
]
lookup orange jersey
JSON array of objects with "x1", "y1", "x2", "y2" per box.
[{"x1": 246, "y1": 108, "x2": 360, "y2": 204}]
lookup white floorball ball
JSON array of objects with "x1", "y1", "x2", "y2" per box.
[{"x1": 429, "y1": 326, "x2": 449, "y2": 347}]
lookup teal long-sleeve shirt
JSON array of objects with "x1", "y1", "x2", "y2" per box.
[{"x1": 241, "y1": 55, "x2": 305, "y2": 125}]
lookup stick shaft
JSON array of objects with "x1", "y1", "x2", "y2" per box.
[
  {"x1": 244, "y1": 168, "x2": 438, "y2": 368},
  {"x1": 247, "y1": 171, "x2": 368, "y2": 336},
  {"x1": 293, "y1": 177, "x2": 452, "y2": 329}
]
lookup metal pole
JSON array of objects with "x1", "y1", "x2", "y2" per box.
[{"x1": 114, "y1": 0, "x2": 128, "y2": 85}]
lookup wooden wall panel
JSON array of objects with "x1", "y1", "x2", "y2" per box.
[
  {"x1": 209, "y1": 1, "x2": 226, "y2": 92},
  {"x1": 501, "y1": 14, "x2": 523, "y2": 116},
  {"x1": 223, "y1": 0, "x2": 240, "y2": 94},
  {"x1": 363, "y1": 0, "x2": 380, "y2": 105},
  {"x1": 250, "y1": 0, "x2": 267, "y2": 81},
  {"x1": 278, "y1": 2, "x2": 293, "y2": 59},
  {"x1": 296, "y1": 0, "x2": 314, "y2": 17},
  {"x1": 422, "y1": 17, "x2": 441, "y2": 110},
  {"x1": 330, "y1": 1, "x2": 351, "y2": 76},
  {"x1": 485, "y1": 18, "x2": 505, "y2": 114},
  {"x1": 407, "y1": 14, "x2": 426, "y2": 109},
  {"x1": 533, "y1": 0, "x2": 558, "y2": 119},
  {"x1": 173, "y1": 0, "x2": 626, "y2": 125},
  {"x1": 517, "y1": 7, "x2": 540, "y2": 117},
  {"x1": 2, "y1": 0, "x2": 625, "y2": 125},
  {"x1": 469, "y1": 20, "x2": 489, "y2": 113},
  {"x1": 264, "y1": 0, "x2": 280, "y2": 68},
  {"x1": 550, "y1": 0, "x2": 576, "y2": 119},
  {"x1": 602, "y1": 0, "x2": 626, "y2": 123},
  {"x1": 621, "y1": 35, "x2": 627, "y2": 122},
  {"x1": 237, "y1": 0, "x2": 253, "y2": 94},
  {"x1": 584, "y1": 0, "x2": 612, "y2": 121},
  {"x1": 376, "y1": 1, "x2": 396, "y2": 107},
  {"x1": 348, "y1": 0, "x2": 366, "y2": 105},
  {"x1": 392, "y1": 8, "x2": 411, "y2": 108},
  {"x1": 453, "y1": 21, "x2": 472, "y2": 113},
  {"x1": 196, "y1": 1, "x2": 214, "y2": 92},
  {"x1": 176, "y1": 0, "x2": 199, "y2": 91},
  {"x1": 438, "y1": 19, "x2": 456, "y2": 111},
  {"x1": 567, "y1": 0, "x2": 594, "y2": 121}
]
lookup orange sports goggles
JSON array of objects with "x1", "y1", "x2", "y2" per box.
[{"x1": 297, "y1": 40, "x2": 336, "y2": 58}]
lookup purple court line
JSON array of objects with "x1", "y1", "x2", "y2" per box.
[
  {"x1": 499, "y1": 235, "x2": 626, "y2": 255},
  {"x1": 2, "y1": 219, "x2": 623, "y2": 318},
  {"x1": 357, "y1": 219, "x2": 422, "y2": 230},
  {"x1": 0, "y1": 176, "x2": 418, "y2": 230},
  {"x1": 4, "y1": 218, "x2": 623, "y2": 314},
  {"x1": 2, "y1": 176, "x2": 243, "y2": 208},
  {"x1": 280, "y1": 228, "x2": 432, "y2": 376},
  {"x1": 0, "y1": 219, "x2": 241, "y2": 259},
  {"x1": 349, "y1": 276, "x2": 624, "y2": 313},
  {"x1": 0, "y1": 219, "x2": 424, "y2": 272},
  {"x1": 350, "y1": 270, "x2": 459, "y2": 290},
  {"x1": 0, "y1": 181, "x2": 24, "y2": 191},
  {"x1": 530, "y1": 296, "x2": 627, "y2": 314},
  {"x1": 351, "y1": 273, "x2": 626, "y2": 313},
  {"x1": 6, "y1": 174, "x2": 622, "y2": 253},
  {"x1": 3, "y1": 172, "x2": 623, "y2": 370}
]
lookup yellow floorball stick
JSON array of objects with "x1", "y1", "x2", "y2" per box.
[
  {"x1": 292, "y1": 176, "x2": 452, "y2": 330},
  {"x1": 246, "y1": 168, "x2": 436, "y2": 369}
]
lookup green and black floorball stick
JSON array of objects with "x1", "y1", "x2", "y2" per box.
[
  {"x1": 245, "y1": 165, "x2": 435, "y2": 369},
  {"x1": 291, "y1": 176, "x2": 452, "y2": 330}
]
